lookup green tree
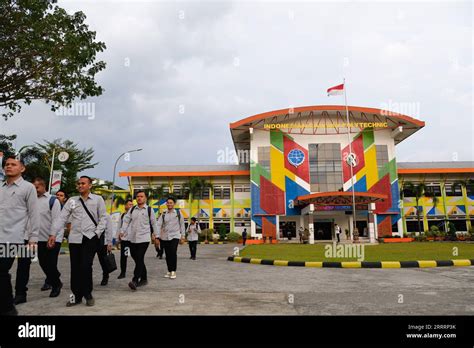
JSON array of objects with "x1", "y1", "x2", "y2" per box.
[
  {"x1": 402, "y1": 182, "x2": 428, "y2": 234},
  {"x1": 22, "y1": 139, "x2": 97, "y2": 195},
  {"x1": 0, "y1": 0, "x2": 106, "y2": 119},
  {"x1": 183, "y1": 177, "x2": 211, "y2": 240},
  {"x1": 0, "y1": 134, "x2": 17, "y2": 158}
]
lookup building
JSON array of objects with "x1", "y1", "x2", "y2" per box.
[{"x1": 119, "y1": 105, "x2": 474, "y2": 243}]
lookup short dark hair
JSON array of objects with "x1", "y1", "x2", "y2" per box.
[
  {"x1": 191, "y1": 217, "x2": 197, "y2": 222},
  {"x1": 33, "y1": 177, "x2": 47, "y2": 186},
  {"x1": 79, "y1": 175, "x2": 93, "y2": 184},
  {"x1": 166, "y1": 196, "x2": 176, "y2": 203},
  {"x1": 3, "y1": 155, "x2": 25, "y2": 167},
  {"x1": 56, "y1": 189, "x2": 69, "y2": 200},
  {"x1": 135, "y1": 190, "x2": 147, "y2": 198},
  {"x1": 125, "y1": 198, "x2": 133, "y2": 204}
]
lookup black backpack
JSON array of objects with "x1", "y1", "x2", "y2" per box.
[
  {"x1": 130, "y1": 205, "x2": 154, "y2": 233},
  {"x1": 161, "y1": 209, "x2": 181, "y2": 226}
]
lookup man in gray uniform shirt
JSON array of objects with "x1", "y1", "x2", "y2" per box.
[
  {"x1": 0, "y1": 156, "x2": 40, "y2": 315},
  {"x1": 52, "y1": 175, "x2": 107, "y2": 307}
]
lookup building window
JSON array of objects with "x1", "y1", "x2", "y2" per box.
[
  {"x1": 425, "y1": 184, "x2": 442, "y2": 197},
  {"x1": 466, "y1": 183, "x2": 474, "y2": 196},
  {"x1": 445, "y1": 183, "x2": 463, "y2": 197},
  {"x1": 308, "y1": 143, "x2": 342, "y2": 192},
  {"x1": 172, "y1": 185, "x2": 188, "y2": 200},
  {"x1": 376, "y1": 145, "x2": 389, "y2": 168},
  {"x1": 234, "y1": 184, "x2": 250, "y2": 192},
  {"x1": 258, "y1": 146, "x2": 271, "y2": 171},
  {"x1": 213, "y1": 185, "x2": 231, "y2": 199},
  {"x1": 193, "y1": 187, "x2": 210, "y2": 200}
]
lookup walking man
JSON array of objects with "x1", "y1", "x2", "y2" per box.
[
  {"x1": 120, "y1": 191, "x2": 158, "y2": 290},
  {"x1": 186, "y1": 217, "x2": 201, "y2": 260},
  {"x1": 117, "y1": 199, "x2": 133, "y2": 279},
  {"x1": 52, "y1": 176, "x2": 107, "y2": 307},
  {"x1": 156, "y1": 197, "x2": 185, "y2": 279},
  {"x1": 32, "y1": 177, "x2": 63, "y2": 298},
  {"x1": 335, "y1": 223, "x2": 341, "y2": 243},
  {"x1": 0, "y1": 156, "x2": 40, "y2": 315},
  {"x1": 242, "y1": 228, "x2": 247, "y2": 246}
]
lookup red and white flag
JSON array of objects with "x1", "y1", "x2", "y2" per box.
[{"x1": 327, "y1": 83, "x2": 344, "y2": 96}]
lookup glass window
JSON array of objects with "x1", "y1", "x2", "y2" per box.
[
  {"x1": 308, "y1": 143, "x2": 343, "y2": 192},
  {"x1": 445, "y1": 183, "x2": 463, "y2": 197},
  {"x1": 376, "y1": 145, "x2": 389, "y2": 168},
  {"x1": 258, "y1": 146, "x2": 271, "y2": 171},
  {"x1": 425, "y1": 185, "x2": 442, "y2": 197}
]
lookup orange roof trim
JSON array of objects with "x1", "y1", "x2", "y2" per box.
[
  {"x1": 230, "y1": 105, "x2": 425, "y2": 129},
  {"x1": 119, "y1": 170, "x2": 250, "y2": 177}
]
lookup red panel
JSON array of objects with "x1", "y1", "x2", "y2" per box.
[
  {"x1": 283, "y1": 136, "x2": 310, "y2": 182},
  {"x1": 260, "y1": 176, "x2": 285, "y2": 215},
  {"x1": 342, "y1": 135, "x2": 365, "y2": 183},
  {"x1": 368, "y1": 174, "x2": 392, "y2": 213},
  {"x1": 377, "y1": 216, "x2": 392, "y2": 237},
  {"x1": 262, "y1": 217, "x2": 277, "y2": 238}
]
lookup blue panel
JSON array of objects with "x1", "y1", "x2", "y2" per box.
[
  {"x1": 251, "y1": 182, "x2": 266, "y2": 216},
  {"x1": 353, "y1": 175, "x2": 367, "y2": 192},
  {"x1": 265, "y1": 216, "x2": 276, "y2": 225},
  {"x1": 285, "y1": 176, "x2": 310, "y2": 216},
  {"x1": 252, "y1": 215, "x2": 262, "y2": 227},
  {"x1": 390, "y1": 213, "x2": 401, "y2": 225}
]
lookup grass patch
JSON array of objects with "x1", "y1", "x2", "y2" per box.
[{"x1": 239, "y1": 242, "x2": 474, "y2": 262}]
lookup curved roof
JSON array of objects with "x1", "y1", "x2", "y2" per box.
[
  {"x1": 296, "y1": 191, "x2": 387, "y2": 206},
  {"x1": 230, "y1": 105, "x2": 425, "y2": 152}
]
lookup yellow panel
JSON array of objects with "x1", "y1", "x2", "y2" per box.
[
  {"x1": 270, "y1": 147, "x2": 285, "y2": 191},
  {"x1": 284, "y1": 168, "x2": 295, "y2": 181},
  {"x1": 233, "y1": 257, "x2": 242, "y2": 263},
  {"x1": 381, "y1": 261, "x2": 401, "y2": 268},
  {"x1": 305, "y1": 262, "x2": 323, "y2": 267},
  {"x1": 364, "y1": 146, "x2": 379, "y2": 189},
  {"x1": 250, "y1": 258, "x2": 262, "y2": 264},
  {"x1": 453, "y1": 259, "x2": 471, "y2": 267},
  {"x1": 356, "y1": 167, "x2": 367, "y2": 181},
  {"x1": 274, "y1": 260, "x2": 289, "y2": 266},
  {"x1": 418, "y1": 260, "x2": 437, "y2": 268},
  {"x1": 341, "y1": 262, "x2": 361, "y2": 268}
]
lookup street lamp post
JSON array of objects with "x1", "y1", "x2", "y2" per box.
[{"x1": 110, "y1": 149, "x2": 142, "y2": 215}]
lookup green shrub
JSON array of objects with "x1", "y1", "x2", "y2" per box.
[
  {"x1": 199, "y1": 228, "x2": 214, "y2": 242},
  {"x1": 217, "y1": 224, "x2": 227, "y2": 240},
  {"x1": 227, "y1": 232, "x2": 241, "y2": 243}
]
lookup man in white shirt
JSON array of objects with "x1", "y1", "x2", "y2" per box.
[
  {"x1": 120, "y1": 191, "x2": 158, "y2": 290},
  {"x1": 155, "y1": 197, "x2": 185, "y2": 279},
  {"x1": 186, "y1": 217, "x2": 201, "y2": 260},
  {"x1": 52, "y1": 176, "x2": 107, "y2": 307},
  {"x1": 31, "y1": 178, "x2": 63, "y2": 298},
  {"x1": 0, "y1": 156, "x2": 40, "y2": 315},
  {"x1": 96, "y1": 212, "x2": 113, "y2": 286},
  {"x1": 335, "y1": 223, "x2": 341, "y2": 243},
  {"x1": 117, "y1": 199, "x2": 133, "y2": 279}
]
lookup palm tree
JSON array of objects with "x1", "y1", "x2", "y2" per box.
[{"x1": 403, "y1": 182, "x2": 428, "y2": 234}]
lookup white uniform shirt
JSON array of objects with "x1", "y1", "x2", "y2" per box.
[
  {"x1": 120, "y1": 205, "x2": 158, "y2": 244},
  {"x1": 186, "y1": 223, "x2": 201, "y2": 242}
]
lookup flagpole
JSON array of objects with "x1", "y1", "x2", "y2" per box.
[{"x1": 343, "y1": 77, "x2": 357, "y2": 242}]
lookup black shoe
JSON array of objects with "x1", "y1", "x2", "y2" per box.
[
  {"x1": 14, "y1": 294, "x2": 27, "y2": 305},
  {"x1": 128, "y1": 281, "x2": 138, "y2": 291},
  {"x1": 66, "y1": 299, "x2": 81, "y2": 307},
  {"x1": 137, "y1": 279, "x2": 148, "y2": 287},
  {"x1": 41, "y1": 282, "x2": 51, "y2": 291},
  {"x1": 192, "y1": 257, "x2": 196, "y2": 260},
  {"x1": 159, "y1": 256, "x2": 163, "y2": 259},
  {"x1": 85, "y1": 297, "x2": 95, "y2": 306},
  {"x1": 156, "y1": 253, "x2": 160, "y2": 258},
  {"x1": 49, "y1": 282, "x2": 63, "y2": 298},
  {"x1": 117, "y1": 273, "x2": 126, "y2": 279},
  {"x1": 189, "y1": 256, "x2": 193, "y2": 259},
  {"x1": 100, "y1": 276, "x2": 109, "y2": 286},
  {"x1": 2, "y1": 306, "x2": 18, "y2": 315}
]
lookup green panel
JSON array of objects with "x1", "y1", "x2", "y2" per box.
[
  {"x1": 362, "y1": 128, "x2": 374, "y2": 150},
  {"x1": 388, "y1": 158, "x2": 397, "y2": 182},
  {"x1": 250, "y1": 160, "x2": 271, "y2": 186},
  {"x1": 270, "y1": 129, "x2": 284, "y2": 151}
]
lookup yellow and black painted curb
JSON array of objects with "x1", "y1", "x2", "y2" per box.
[
  {"x1": 227, "y1": 256, "x2": 474, "y2": 268},
  {"x1": 200, "y1": 242, "x2": 226, "y2": 245}
]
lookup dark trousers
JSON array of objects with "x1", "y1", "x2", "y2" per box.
[
  {"x1": 96, "y1": 234, "x2": 109, "y2": 278},
  {"x1": 120, "y1": 240, "x2": 131, "y2": 274},
  {"x1": 162, "y1": 238, "x2": 179, "y2": 272},
  {"x1": 130, "y1": 242, "x2": 149, "y2": 282},
  {"x1": 336, "y1": 233, "x2": 340, "y2": 243},
  {"x1": 0, "y1": 253, "x2": 16, "y2": 313},
  {"x1": 37, "y1": 241, "x2": 61, "y2": 289},
  {"x1": 242, "y1": 238, "x2": 247, "y2": 246},
  {"x1": 188, "y1": 241, "x2": 197, "y2": 258},
  {"x1": 69, "y1": 235, "x2": 99, "y2": 301},
  {"x1": 155, "y1": 238, "x2": 164, "y2": 257},
  {"x1": 15, "y1": 240, "x2": 31, "y2": 296}
]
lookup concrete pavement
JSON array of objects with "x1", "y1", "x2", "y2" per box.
[{"x1": 12, "y1": 244, "x2": 474, "y2": 315}]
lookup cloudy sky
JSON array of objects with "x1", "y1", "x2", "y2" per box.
[{"x1": 1, "y1": 0, "x2": 472, "y2": 188}]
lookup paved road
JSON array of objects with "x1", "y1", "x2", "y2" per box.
[{"x1": 13, "y1": 244, "x2": 474, "y2": 315}]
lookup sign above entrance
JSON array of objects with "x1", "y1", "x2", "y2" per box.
[{"x1": 287, "y1": 148, "x2": 305, "y2": 168}]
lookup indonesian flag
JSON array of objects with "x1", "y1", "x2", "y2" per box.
[{"x1": 327, "y1": 83, "x2": 344, "y2": 96}]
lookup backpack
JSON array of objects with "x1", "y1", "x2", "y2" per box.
[
  {"x1": 161, "y1": 209, "x2": 181, "y2": 226},
  {"x1": 130, "y1": 205, "x2": 154, "y2": 233},
  {"x1": 49, "y1": 196, "x2": 57, "y2": 210}
]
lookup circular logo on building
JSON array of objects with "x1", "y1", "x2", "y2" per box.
[
  {"x1": 346, "y1": 152, "x2": 358, "y2": 167},
  {"x1": 287, "y1": 149, "x2": 305, "y2": 168}
]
